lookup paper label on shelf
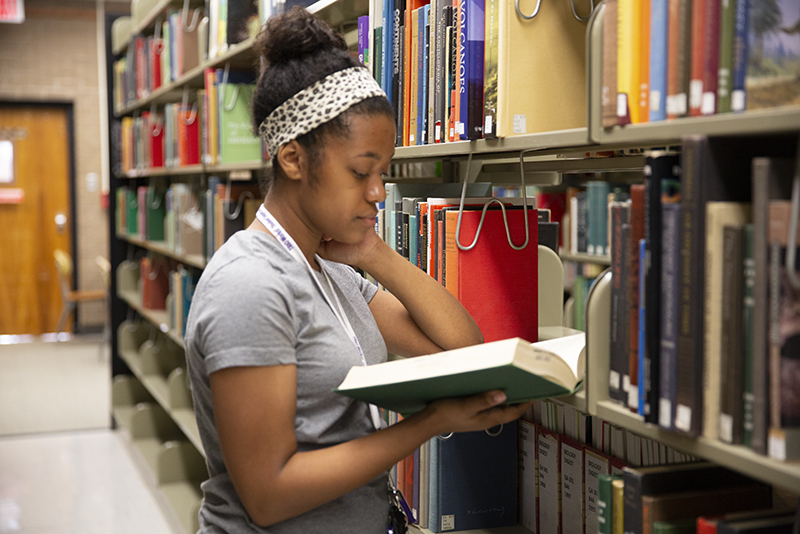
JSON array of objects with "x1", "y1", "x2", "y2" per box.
[
  {"x1": 609, "y1": 370, "x2": 620, "y2": 390},
  {"x1": 732, "y1": 90, "x2": 746, "y2": 112},
  {"x1": 435, "y1": 123, "x2": 442, "y2": 142},
  {"x1": 675, "y1": 93, "x2": 688, "y2": 115},
  {"x1": 513, "y1": 115, "x2": 526, "y2": 134},
  {"x1": 675, "y1": 404, "x2": 692, "y2": 432},
  {"x1": 484, "y1": 115, "x2": 493, "y2": 135},
  {"x1": 627, "y1": 384, "x2": 638, "y2": 410},
  {"x1": 659, "y1": 398, "x2": 672, "y2": 428},
  {"x1": 701, "y1": 92, "x2": 716, "y2": 115},
  {"x1": 719, "y1": 413, "x2": 733, "y2": 443},
  {"x1": 409, "y1": 134, "x2": 415, "y2": 144},
  {"x1": 768, "y1": 430, "x2": 787, "y2": 461},
  {"x1": 690, "y1": 80, "x2": 703, "y2": 109},
  {"x1": 456, "y1": 121, "x2": 465, "y2": 135},
  {"x1": 441, "y1": 515, "x2": 455, "y2": 531},
  {"x1": 650, "y1": 90, "x2": 661, "y2": 112}
]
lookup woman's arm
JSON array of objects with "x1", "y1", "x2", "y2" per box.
[
  {"x1": 359, "y1": 237, "x2": 483, "y2": 356},
  {"x1": 211, "y1": 363, "x2": 530, "y2": 528}
]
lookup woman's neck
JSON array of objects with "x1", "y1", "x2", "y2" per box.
[{"x1": 256, "y1": 195, "x2": 322, "y2": 270}]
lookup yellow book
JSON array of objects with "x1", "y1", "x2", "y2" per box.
[
  {"x1": 495, "y1": 0, "x2": 587, "y2": 137},
  {"x1": 612, "y1": 478, "x2": 625, "y2": 534},
  {"x1": 617, "y1": 0, "x2": 642, "y2": 124},
  {"x1": 409, "y1": 7, "x2": 420, "y2": 146}
]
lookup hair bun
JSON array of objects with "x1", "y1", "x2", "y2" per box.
[{"x1": 258, "y1": 6, "x2": 347, "y2": 65}]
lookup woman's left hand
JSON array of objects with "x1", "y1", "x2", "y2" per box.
[{"x1": 316, "y1": 229, "x2": 383, "y2": 268}]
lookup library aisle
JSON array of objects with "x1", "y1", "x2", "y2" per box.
[{"x1": 0, "y1": 336, "x2": 177, "y2": 534}]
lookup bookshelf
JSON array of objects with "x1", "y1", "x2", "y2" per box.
[{"x1": 105, "y1": 0, "x2": 800, "y2": 532}]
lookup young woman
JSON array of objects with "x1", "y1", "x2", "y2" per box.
[{"x1": 184, "y1": 7, "x2": 532, "y2": 533}]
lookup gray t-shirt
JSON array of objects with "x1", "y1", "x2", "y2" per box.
[{"x1": 185, "y1": 230, "x2": 390, "y2": 533}]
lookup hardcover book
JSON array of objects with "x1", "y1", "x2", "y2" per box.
[{"x1": 335, "y1": 335, "x2": 586, "y2": 416}]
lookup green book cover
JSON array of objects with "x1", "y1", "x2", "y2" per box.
[
  {"x1": 716, "y1": 0, "x2": 737, "y2": 113},
  {"x1": 146, "y1": 185, "x2": 166, "y2": 242},
  {"x1": 598, "y1": 474, "x2": 623, "y2": 534},
  {"x1": 218, "y1": 82, "x2": 261, "y2": 164},
  {"x1": 125, "y1": 189, "x2": 138, "y2": 236},
  {"x1": 335, "y1": 335, "x2": 585, "y2": 416},
  {"x1": 653, "y1": 519, "x2": 697, "y2": 534},
  {"x1": 743, "y1": 223, "x2": 755, "y2": 448}
]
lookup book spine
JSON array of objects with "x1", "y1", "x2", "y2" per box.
[
  {"x1": 610, "y1": 204, "x2": 631, "y2": 405},
  {"x1": 393, "y1": 0, "x2": 404, "y2": 146},
  {"x1": 622, "y1": 470, "x2": 643, "y2": 534},
  {"x1": 701, "y1": 0, "x2": 721, "y2": 115},
  {"x1": 638, "y1": 0, "x2": 651, "y2": 123},
  {"x1": 358, "y1": 15, "x2": 368, "y2": 66},
  {"x1": 409, "y1": 9, "x2": 418, "y2": 145},
  {"x1": 482, "y1": 0, "x2": 498, "y2": 139},
  {"x1": 602, "y1": 0, "x2": 619, "y2": 128},
  {"x1": 383, "y1": 0, "x2": 394, "y2": 103},
  {"x1": 689, "y1": 0, "x2": 706, "y2": 116},
  {"x1": 465, "y1": 0, "x2": 484, "y2": 140},
  {"x1": 457, "y1": 0, "x2": 468, "y2": 139},
  {"x1": 675, "y1": 0, "x2": 693, "y2": 117},
  {"x1": 628, "y1": 184, "x2": 645, "y2": 411},
  {"x1": 716, "y1": 0, "x2": 736, "y2": 113},
  {"x1": 616, "y1": 0, "x2": 642, "y2": 124},
  {"x1": 659, "y1": 202, "x2": 681, "y2": 430},
  {"x1": 730, "y1": 0, "x2": 748, "y2": 112},
  {"x1": 719, "y1": 224, "x2": 745, "y2": 444},
  {"x1": 742, "y1": 223, "x2": 755, "y2": 448},
  {"x1": 427, "y1": 0, "x2": 437, "y2": 145},
  {"x1": 434, "y1": 0, "x2": 446, "y2": 143},
  {"x1": 637, "y1": 237, "x2": 647, "y2": 416},
  {"x1": 665, "y1": 0, "x2": 681, "y2": 118},
  {"x1": 649, "y1": 0, "x2": 669, "y2": 122}
]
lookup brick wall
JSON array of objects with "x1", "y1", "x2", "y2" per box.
[{"x1": 0, "y1": 1, "x2": 126, "y2": 331}]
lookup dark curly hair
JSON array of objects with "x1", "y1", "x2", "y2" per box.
[{"x1": 252, "y1": 7, "x2": 394, "y2": 183}]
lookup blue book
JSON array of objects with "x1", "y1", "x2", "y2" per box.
[
  {"x1": 457, "y1": 0, "x2": 468, "y2": 139},
  {"x1": 421, "y1": 5, "x2": 430, "y2": 145},
  {"x1": 649, "y1": 0, "x2": 668, "y2": 122},
  {"x1": 731, "y1": 0, "x2": 749, "y2": 112},
  {"x1": 465, "y1": 0, "x2": 484, "y2": 139},
  {"x1": 382, "y1": 0, "x2": 394, "y2": 102},
  {"x1": 428, "y1": 436, "x2": 440, "y2": 529},
  {"x1": 358, "y1": 15, "x2": 369, "y2": 67},
  {"x1": 432, "y1": 422, "x2": 518, "y2": 532},
  {"x1": 638, "y1": 237, "x2": 647, "y2": 416}
]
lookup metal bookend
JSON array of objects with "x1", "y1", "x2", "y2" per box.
[
  {"x1": 182, "y1": 0, "x2": 202, "y2": 32},
  {"x1": 223, "y1": 177, "x2": 255, "y2": 220},
  {"x1": 180, "y1": 86, "x2": 199, "y2": 126},
  {"x1": 149, "y1": 102, "x2": 163, "y2": 137},
  {"x1": 516, "y1": 0, "x2": 595, "y2": 22},
  {"x1": 454, "y1": 149, "x2": 532, "y2": 252}
]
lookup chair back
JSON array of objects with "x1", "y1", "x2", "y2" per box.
[{"x1": 54, "y1": 249, "x2": 73, "y2": 299}]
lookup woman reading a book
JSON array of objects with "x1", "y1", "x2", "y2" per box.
[{"x1": 184, "y1": 7, "x2": 531, "y2": 534}]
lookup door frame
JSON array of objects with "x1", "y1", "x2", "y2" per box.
[{"x1": 0, "y1": 100, "x2": 79, "y2": 329}]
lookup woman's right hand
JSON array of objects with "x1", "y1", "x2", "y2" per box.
[{"x1": 418, "y1": 391, "x2": 535, "y2": 437}]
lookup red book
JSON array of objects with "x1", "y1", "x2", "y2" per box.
[
  {"x1": 140, "y1": 257, "x2": 169, "y2": 310},
  {"x1": 444, "y1": 206, "x2": 539, "y2": 343},
  {"x1": 135, "y1": 36, "x2": 147, "y2": 100},
  {"x1": 689, "y1": 0, "x2": 707, "y2": 116},
  {"x1": 701, "y1": 0, "x2": 721, "y2": 115},
  {"x1": 149, "y1": 114, "x2": 164, "y2": 168},
  {"x1": 150, "y1": 38, "x2": 163, "y2": 92},
  {"x1": 666, "y1": 0, "x2": 681, "y2": 118},
  {"x1": 179, "y1": 106, "x2": 200, "y2": 166}
]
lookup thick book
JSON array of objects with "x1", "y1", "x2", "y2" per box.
[
  {"x1": 700, "y1": 0, "x2": 721, "y2": 115},
  {"x1": 561, "y1": 435, "x2": 587, "y2": 534},
  {"x1": 617, "y1": 0, "x2": 642, "y2": 124},
  {"x1": 716, "y1": 0, "x2": 736, "y2": 113},
  {"x1": 767, "y1": 200, "x2": 800, "y2": 461},
  {"x1": 730, "y1": 0, "x2": 748, "y2": 112},
  {"x1": 689, "y1": 0, "x2": 707, "y2": 117},
  {"x1": 674, "y1": 136, "x2": 751, "y2": 436},
  {"x1": 749, "y1": 158, "x2": 793, "y2": 454},
  {"x1": 518, "y1": 419, "x2": 538, "y2": 533},
  {"x1": 464, "y1": 0, "x2": 484, "y2": 140},
  {"x1": 494, "y1": 0, "x2": 587, "y2": 137},
  {"x1": 638, "y1": 0, "x2": 651, "y2": 123},
  {"x1": 335, "y1": 335, "x2": 586, "y2": 416},
  {"x1": 598, "y1": 474, "x2": 623, "y2": 534},
  {"x1": 703, "y1": 202, "x2": 751, "y2": 441},
  {"x1": 743, "y1": 223, "x2": 756, "y2": 447},
  {"x1": 610, "y1": 201, "x2": 632, "y2": 405},
  {"x1": 429, "y1": 423, "x2": 518, "y2": 532},
  {"x1": 538, "y1": 424, "x2": 562, "y2": 534},
  {"x1": 482, "y1": 0, "x2": 499, "y2": 138},
  {"x1": 719, "y1": 224, "x2": 746, "y2": 444},
  {"x1": 628, "y1": 184, "x2": 645, "y2": 411},
  {"x1": 658, "y1": 202, "x2": 681, "y2": 430}
]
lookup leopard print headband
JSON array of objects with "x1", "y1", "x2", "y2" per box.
[{"x1": 258, "y1": 67, "x2": 386, "y2": 159}]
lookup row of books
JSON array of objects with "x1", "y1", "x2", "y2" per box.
[
  {"x1": 113, "y1": 67, "x2": 263, "y2": 174},
  {"x1": 597, "y1": 462, "x2": 791, "y2": 534},
  {"x1": 389, "y1": 398, "x2": 705, "y2": 533},
  {"x1": 605, "y1": 142, "x2": 800, "y2": 462},
  {"x1": 605, "y1": 0, "x2": 800, "y2": 126},
  {"x1": 364, "y1": 0, "x2": 588, "y2": 146},
  {"x1": 378, "y1": 181, "x2": 550, "y2": 343},
  {"x1": 116, "y1": 180, "x2": 261, "y2": 263}
]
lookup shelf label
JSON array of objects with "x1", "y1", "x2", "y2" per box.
[
  {"x1": 513, "y1": 114, "x2": 526, "y2": 134},
  {"x1": 675, "y1": 404, "x2": 692, "y2": 432},
  {"x1": 441, "y1": 514, "x2": 455, "y2": 531}
]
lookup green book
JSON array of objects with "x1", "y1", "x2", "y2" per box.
[
  {"x1": 218, "y1": 82, "x2": 261, "y2": 164},
  {"x1": 146, "y1": 185, "x2": 166, "y2": 242},
  {"x1": 598, "y1": 474, "x2": 623, "y2": 534},
  {"x1": 653, "y1": 519, "x2": 697, "y2": 534},
  {"x1": 125, "y1": 189, "x2": 138, "y2": 236},
  {"x1": 335, "y1": 335, "x2": 586, "y2": 416},
  {"x1": 742, "y1": 223, "x2": 755, "y2": 448},
  {"x1": 716, "y1": 0, "x2": 737, "y2": 113}
]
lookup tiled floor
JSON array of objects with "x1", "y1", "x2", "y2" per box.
[{"x1": 0, "y1": 336, "x2": 177, "y2": 534}]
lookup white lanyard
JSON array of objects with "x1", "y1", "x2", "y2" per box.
[{"x1": 256, "y1": 204, "x2": 383, "y2": 430}]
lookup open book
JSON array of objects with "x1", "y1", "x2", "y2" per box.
[{"x1": 335, "y1": 334, "x2": 585, "y2": 416}]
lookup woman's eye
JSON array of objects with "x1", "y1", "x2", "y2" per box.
[{"x1": 353, "y1": 171, "x2": 369, "y2": 179}]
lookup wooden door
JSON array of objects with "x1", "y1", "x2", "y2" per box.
[{"x1": 0, "y1": 105, "x2": 72, "y2": 335}]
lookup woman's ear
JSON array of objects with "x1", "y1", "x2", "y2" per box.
[{"x1": 276, "y1": 141, "x2": 304, "y2": 181}]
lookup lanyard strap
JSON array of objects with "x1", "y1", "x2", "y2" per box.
[{"x1": 256, "y1": 204, "x2": 383, "y2": 430}]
